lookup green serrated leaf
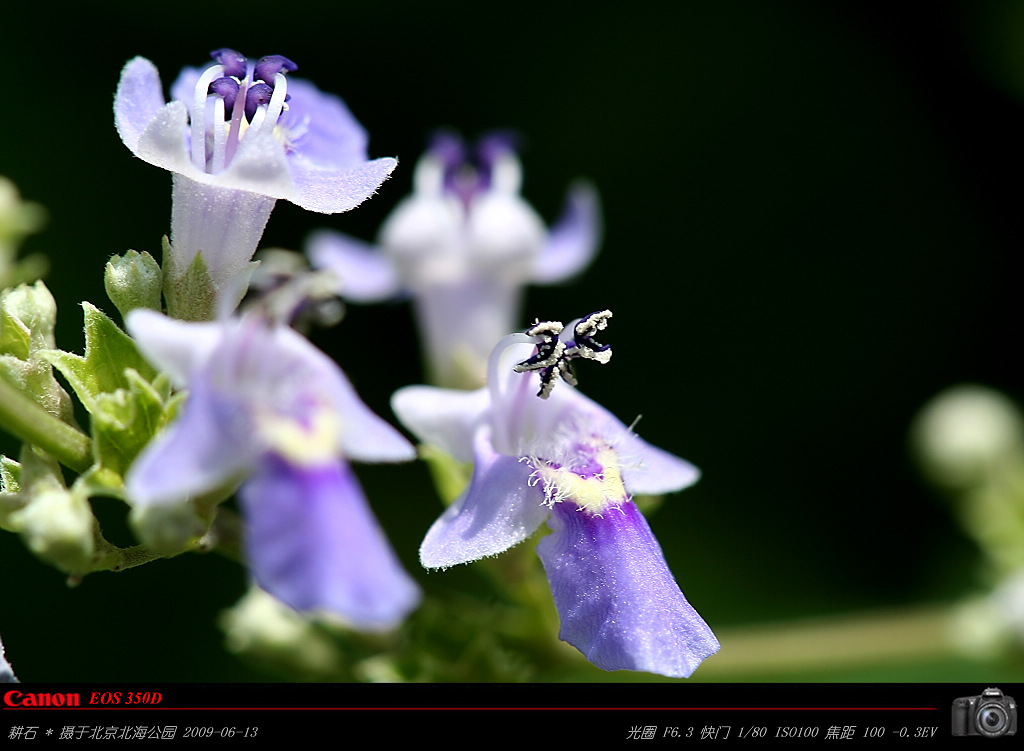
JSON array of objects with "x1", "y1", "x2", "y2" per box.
[
  {"x1": 89, "y1": 367, "x2": 177, "y2": 483},
  {"x1": 152, "y1": 371, "x2": 174, "y2": 402},
  {"x1": 39, "y1": 303, "x2": 156, "y2": 413}
]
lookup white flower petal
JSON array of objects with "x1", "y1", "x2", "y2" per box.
[
  {"x1": 265, "y1": 326, "x2": 415, "y2": 463},
  {"x1": 532, "y1": 181, "x2": 602, "y2": 284},
  {"x1": 419, "y1": 429, "x2": 548, "y2": 568},
  {"x1": 124, "y1": 309, "x2": 224, "y2": 387},
  {"x1": 391, "y1": 385, "x2": 489, "y2": 464},
  {"x1": 114, "y1": 57, "x2": 167, "y2": 155},
  {"x1": 306, "y1": 229, "x2": 401, "y2": 302},
  {"x1": 290, "y1": 157, "x2": 398, "y2": 214}
]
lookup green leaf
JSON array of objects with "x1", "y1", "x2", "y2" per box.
[
  {"x1": 0, "y1": 305, "x2": 30, "y2": 360},
  {"x1": 0, "y1": 455, "x2": 23, "y2": 529},
  {"x1": 0, "y1": 282, "x2": 75, "y2": 423},
  {"x1": 89, "y1": 369, "x2": 177, "y2": 483},
  {"x1": 40, "y1": 303, "x2": 157, "y2": 413},
  {"x1": 0, "y1": 455, "x2": 20, "y2": 494}
]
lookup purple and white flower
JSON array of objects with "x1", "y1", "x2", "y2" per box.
[
  {"x1": 115, "y1": 50, "x2": 397, "y2": 319},
  {"x1": 391, "y1": 313, "x2": 718, "y2": 677},
  {"x1": 124, "y1": 309, "x2": 420, "y2": 631},
  {"x1": 307, "y1": 131, "x2": 601, "y2": 388}
]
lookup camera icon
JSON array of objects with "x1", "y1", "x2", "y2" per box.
[{"x1": 952, "y1": 687, "x2": 1017, "y2": 737}]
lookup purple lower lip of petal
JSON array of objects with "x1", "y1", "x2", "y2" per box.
[
  {"x1": 536, "y1": 499, "x2": 719, "y2": 678},
  {"x1": 240, "y1": 453, "x2": 420, "y2": 631}
]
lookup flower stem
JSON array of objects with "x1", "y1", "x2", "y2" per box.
[
  {"x1": 0, "y1": 377, "x2": 92, "y2": 472},
  {"x1": 201, "y1": 506, "x2": 244, "y2": 564},
  {"x1": 89, "y1": 541, "x2": 171, "y2": 574},
  {"x1": 85, "y1": 506, "x2": 246, "y2": 577},
  {"x1": 700, "y1": 604, "x2": 958, "y2": 678}
]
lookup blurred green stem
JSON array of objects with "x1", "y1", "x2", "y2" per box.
[
  {"x1": 701, "y1": 604, "x2": 959, "y2": 677},
  {"x1": 0, "y1": 376, "x2": 92, "y2": 472},
  {"x1": 82, "y1": 506, "x2": 245, "y2": 581}
]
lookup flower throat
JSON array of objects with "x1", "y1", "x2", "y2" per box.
[{"x1": 189, "y1": 49, "x2": 296, "y2": 175}]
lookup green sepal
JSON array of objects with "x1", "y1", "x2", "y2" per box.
[
  {"x1": 164, "y1": 244, "x2": 217, "y2": 321},
  {"x1": 0, "y1": 281, "x2": 56, "y2": 358}
]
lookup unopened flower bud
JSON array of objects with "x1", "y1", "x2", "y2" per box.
[
  {"x1": 129, "y1": 501, "x2": 209, "y2": 554},
  {"x1": 105, "y1": 250, "x2": 163, "y2": 319},
  {"x1": 9, "y1": 486, "x2": 94, "y2": 574},
  {"x1": 912, "y1": 384, "x2": 1024, "y2": 490}
]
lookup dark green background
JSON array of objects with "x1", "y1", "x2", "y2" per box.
[{"x1": 3, "y1": 0, "x2": 1023, "y2": 681}]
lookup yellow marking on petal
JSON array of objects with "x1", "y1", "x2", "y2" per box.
[
  {"x1": 535, "y1": 446, "x2": 627, "y2": 515},
  {"x1": 257, "y1": 409, "x2": 338, "y2": 466}
]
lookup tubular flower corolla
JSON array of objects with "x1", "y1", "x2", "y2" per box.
[
  {"x1": 124, "y1": 309, "x2": 420, "y2": 631},
  {"x1": 391, "y1": 312, "x2": 719, "y2": 677},
  {"x1": 307, "y1": 131, "x2": 601, "y2": 387},
  {"x1": 115, "y1": 50, "x2": 397, "y2": 318}
]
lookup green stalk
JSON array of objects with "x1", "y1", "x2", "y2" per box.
[
  {"x1": 0, "y1": 376, "x2": 92, "y2": 472},
  {"x1": 699, "y1": 604, "x2": 957, "y2": 678}
]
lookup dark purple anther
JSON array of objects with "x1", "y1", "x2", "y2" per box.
[
  {"x1": 254, "y1": 55, "x2": 297, "y2": 84},
  {"x1": 244, "y1": 83, "x2": 274, "y2": 121},
  {"x1": 428, "y1": 130, "x2": 466, "y2": 173},
  {"x1": 514, "y1": 311, "x2": 612, "y2": 398},
  {"x1": 476, "y1": 130, "x2": 519, "y2": 171},
  {"x1": 573, "y1": 311, "x2": 611, "y2": 354},
  {"x1": 428, "y1": 130, "x2": 522, "y2": 200},
  {"x1": 210, "y1": 48, "x2": 247, "y2": 79},
  {"x1": 428, "y1": 131, "x2": 470, "y2": 200},
  {"x1": 209, "y1": 77, "x2": 240, "y2": 112}
]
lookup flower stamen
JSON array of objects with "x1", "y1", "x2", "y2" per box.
[
  {"x1": 191, "y1": 50, "x2": 296, "y2": 175},
  {"x1": 191, "y1": 62, "x2": 226, "y2": 170},
  {"x1": 513, "y1": 310, "x2": 613, "y2": 398}
]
